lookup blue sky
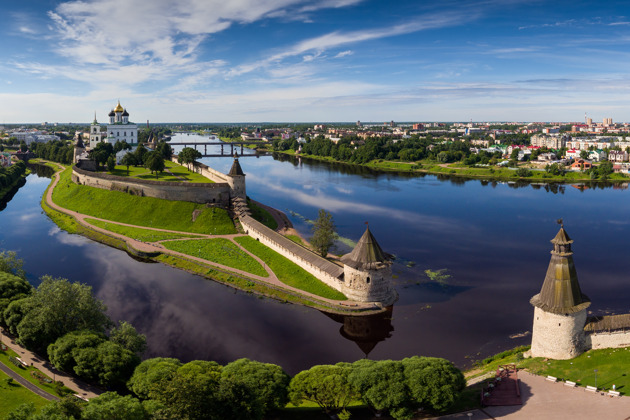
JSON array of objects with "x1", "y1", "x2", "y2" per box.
[{"x1": 1, "y1": 0, "x2": 629, "y2": 123}]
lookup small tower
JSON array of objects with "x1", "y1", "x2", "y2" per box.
[
  {"x1": 340, "y1": 224, "x2": 397, "y2": 306},
  {"x1": 227, "y1": 153, "x2": 246, "y2": 199},
  {"x1": 73, "y1": 136, "x2": 86, "y2": 164},
  {"x1": 530, "y1": 224, "x2": 591, "y2": 359}
]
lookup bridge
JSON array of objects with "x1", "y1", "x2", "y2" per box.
[{"x1": 168, "y1": 141, "x2": 264, "y2": 157}]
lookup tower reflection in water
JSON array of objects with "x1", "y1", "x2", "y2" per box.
[{"x1": 323, "y1": 306, "x2": 394, "y2": 357}]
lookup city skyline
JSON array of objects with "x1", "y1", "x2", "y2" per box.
[{"x1": 1, "y1": 0, "x2": 629, "y2": 123}]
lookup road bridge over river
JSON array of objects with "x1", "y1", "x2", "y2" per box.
[{"x1": 168, "y1": 141, "x2": 264, "y2": 157}]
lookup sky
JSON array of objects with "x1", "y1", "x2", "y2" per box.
[{"x1": 0, "y1": 0, "x2": 629, "y2": 123}]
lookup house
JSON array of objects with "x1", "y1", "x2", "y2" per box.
[
  {"x1": 608, "y1": 150, "x2": 628, "y2": 162},
  {"x1": 537, "y1": 153, "x2": 557, "y2": 162},
  {"x1": 565, "y1": 149, "x2": 581, "y2": 159},
  {"x1": 588, "y1": 149, "x2": 607, "y2": 162},
  {"x1": 570, "y1": 159, "x2": 592, "y2": 171}
]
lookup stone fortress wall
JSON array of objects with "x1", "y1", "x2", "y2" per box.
[
  {"x1": 586, "y1": 330, "x2": 630, "y2": 350},
  {"x1": 72, "y1": 166, "x2": 231, "y2": 206},
  {"x1": 530, "y1": 307, "x2": 587, "y2": 359}
]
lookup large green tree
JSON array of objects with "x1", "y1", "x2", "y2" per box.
[
  {"x1": 144, "y1": 151, "x2": 165, "y2": 179},
  {"x1": 128, "y1": 357, "x2": 182, "y2": 399},
  {"x1": 14, "y1": 276, "x2": 112, "y2": 354},
  {"x1": 0, "y1": 250, "x2": 26, "y2": 279},
  {"x1": 310, "y1": 209, "x2": 337, "y2": 257},
  {"x1": 0, "y1": 272, "x2": 32, "y2": 325},
  {"x1": 120, "y1": 152, "x2": 137, "y2": 175},
  {"x1": 109, "y1": 321, "x2": 147, "y2": 355},
  {"x1": 82, "y1": 392, "x2": 149, "y2": 420},
  {"x1": 289, "y1": 363, "x2": 357, "y2": 417},
  {"x1": 348, "y1": 359, "x2": 414, "y2": 420},
  {"x1": 402, "y1": 356, "x2": 465, "y2": 412},
  {"x1": 48, "y1": 330, "x2": 106, "y2": 373}
]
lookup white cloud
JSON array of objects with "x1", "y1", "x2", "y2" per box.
[{"x1": 334, "y1": 50, "x2": 353, "y2": 58}]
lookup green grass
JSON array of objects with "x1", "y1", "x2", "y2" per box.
[
  {"x1": 234, "y1": 236, "x2": 347, "y2": 301},
  {"x1": 107, "y1": 160, "x2": 214, "y2": 183},
  {"x1": 285, "y1": 234, "x2": 306, "y2": 246},
  {"x1": 161, "y1": 238, "x2": 268, "y2": 277},
  {"x1": 0, "y1": 347, "x2": 73, "y2": 398},
  {"x1": 0, "y1": 369, "x2": 50, "y2": 417},
  {"x1": 522, "y1": 347, "x2": 630, "y2": 392},
  {"x1": 247, "y1": 199, "x2": 278, "y2": 230},
  {"x1": 86, "y1": 218, "x2": 203, "y2": 242},
  {"x1": 51, "y1": 168, "x2": 236, "y2": 234}
]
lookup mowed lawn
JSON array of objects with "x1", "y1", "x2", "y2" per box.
[
  {"x1": 161, "y1": 238, "x2": 268, "y2": 277},
  {"x1": 52, "y1": 168, "x2": 236, "y2": 235},
  {"x1": 234, "y1": 236, "x2": 347, "y2": 300},
  {"x1": 0, "y1": 370, "x2": 50, "y2": 417},
  {"x1": 86, "y1": 218, "x2": 204, "y2": 242},
  {"x1": 110, "y1": 160, "x2": 214, "y2": 183}
]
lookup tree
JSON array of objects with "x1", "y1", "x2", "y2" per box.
[
  {"x1": 106, "y1": 155, "x2": 116, "y2": 172},
  {"x1": 221, "y1": 358, "x2": 290, "y2": 416},
  {"x1": 144, "y1": 152, "x2": 165, "y2": 179},
  {"x1": 348, "y1": 359, "x2": 414, "y2": 419},
  {"x1": 580, "y1": 150, "x2": 589, "y2": 160},
  {"x1": 402, "y1": 356, "x2": 465, "y2": 412},
  {"x1": 110, "y1": 321, "x2": 147, "y2": 354},
  {"x1": 0, "y1": 272, "x2": 32, "y2": 324},
  {"x1": 310, "y1": 209, "x2": 336, "y2": 257},
  {"x1": 515, "y1": 167, "x2": 532, "y2": 177},
  {"x1": 128, "y1": 357, "x2": 182, "y2": 399},
  {"x1": 289, "y1": 363, "x2": 357, "y2": 417},
  {"x1": 14, "y1": 276, "x2": 112, "y2": 354},
  {"x1": 82, "y1": 392, "x2": 149, "y2": 420},
  {"x1": 48, "y1": 330, "x2": 106, "y2": 373},
  {"x1": 134, "y1": 144, "x2": 148, "y2": 166},
  {"x1": 120, "y1": 152, "x2": 137, "y2": 176},
  {"x1": 0, "y1": 250, "x2": 26, "y2": 279},
  {"x1": 177, "y1": 147, "x2": 202, "y2": 171}
]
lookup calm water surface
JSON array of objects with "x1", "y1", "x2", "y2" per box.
[{"x1": 1, "y1": 136, "x2": 629, "y2": 374}]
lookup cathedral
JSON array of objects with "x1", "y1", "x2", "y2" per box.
[{"x1": 106, "y1": 101, "x2": 138, "y2": 144}]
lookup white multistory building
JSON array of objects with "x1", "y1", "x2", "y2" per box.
[{"x1": 105, "y1": 101, "x2": 138, "y2": 145}]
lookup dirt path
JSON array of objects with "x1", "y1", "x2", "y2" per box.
[{"x1": 44, "y1": 164, "x2": 376, "y2": 311}]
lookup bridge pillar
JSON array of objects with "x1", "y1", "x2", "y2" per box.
[
  {"x1": 221, "y1": 144, "x2": 224, "y2": 155},
  {"x1": 230, "y1": 144, "x2": 234, "y2": 155},
  {"x1": 241, "y1": 144, "x2": 244, "y2": 154},
  {"x1": 204, "y1": 145, "x2": 207, "y2": 155}
]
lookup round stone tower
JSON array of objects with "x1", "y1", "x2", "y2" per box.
[
  {"x1": 340, "y1": 224, "x2": 397, "y2": 306},
  {"x1": 530, "y1": 225, "x2": 591, "y2": 359},
  {"x1": 227, "y1": 154, "x2": 246, "y2": 199},
  {"x1": 73, "y1": 136, "x2": 86, "y2": 164}
]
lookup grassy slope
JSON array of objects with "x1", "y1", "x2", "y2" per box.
[
  {"x1": 86, "y1": 218, "x2": 202, "y2": 242},
  {"x1": 234, "y1": 236, "x2": 347, "y2": 301},
  {"x1": 161, "y1": 238, "x2": 268, "y2": 277},
  {"x1": 0, "y1": 370, "x2": 50, "y2": 418},
  {"x1": 247, "y1": 199, "x2": 278, "y2": 230},
  {"x1": 52, "y1": 168, "x2": 236, "y2": 234},
  {"x1": 109, "y1": 160, "x2": 214, "y2": 183}
]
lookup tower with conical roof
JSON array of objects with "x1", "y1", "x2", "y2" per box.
[
  {"x1": 340, "y1": 224, "x2": 397, "y2": 306},
  {"x1": 89, "y1": 112, "x2": 103, "y2": 149},
  {"x1": 227, "y1": 153, "x2": 246, "y2": 199},
  {"x1": 530, "y1": 224, "x2": 591, "y2": 359}
]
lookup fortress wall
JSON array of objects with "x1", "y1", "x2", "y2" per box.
[
  {"x1": 239, "y1": 215, "x2": 346, "y2": 295},
  {"x1": 72, "y1": 166, "x2": 231, "y2": 206},
  {"x1": 530, "y1": 307, "x2": 587, "y2": 359},
  {"x1": 170, "y1": 156, "x2": 227, "y2": 182},
  {"x1": 586, "y1": 330, "x2": 630, "y2": 350}
]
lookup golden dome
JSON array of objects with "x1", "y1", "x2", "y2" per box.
[{"x1": 114, "y1": 101, "x2": 124, "y2": 113}]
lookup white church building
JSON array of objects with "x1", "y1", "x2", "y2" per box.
[{"x1": 106, "y1": 101, "x2": 138, "y2": 145}]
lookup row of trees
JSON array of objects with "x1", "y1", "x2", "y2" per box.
[
  {"x1": 30, "y1": 140, "x2": 74, "y2": 164},
  {"x1": 177, "y1": 147, "x2": 202, "y2": 170},
  {"x1": 0, "y1": 161, "x2": 27, "y2": 190}
]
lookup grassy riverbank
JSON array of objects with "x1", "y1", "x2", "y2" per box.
[
  {"x1": 278, "y1": 150, "x2": 630, "y2": 183},
  {"x1": 0, "y1": 370, "x2": 49, "y2": 418}
]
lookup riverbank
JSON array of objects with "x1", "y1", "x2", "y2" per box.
[
  {"x1": 39, "y1": 162, "x2": 385, "y2": 316},
  {"x1": 273, "y1": 150, "x2": 630, "y2": 184}
]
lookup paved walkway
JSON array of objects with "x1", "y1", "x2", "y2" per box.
[
  {"x1": 0, "y1": 359, "x2": 58, "y2": 401},
  {"x1": 433, "y1": 370, "x2": 630, "y2": 420},
  {"x1": 1, "y1": 329, "x2": 102, "y2": 400},
  {"x1": 44, "y1": 163, "x2": 378, "y2": 311}
]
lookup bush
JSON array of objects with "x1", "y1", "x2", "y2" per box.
[{"x1": 515, "y1": 168, "x2": 532, "y2": 177}]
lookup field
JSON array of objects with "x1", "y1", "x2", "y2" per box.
[
  {"x1": 110, "y1": 160, "x2": 214, "y2": 183},
  {"x1": 86, "y1": 218, "x2": 203, "y2": 242},
  {"x1": 234, "y1": 236, "x2": 347, "y2": 300},
  {"x1": 0, "y1": 370, "x2": 50, "y2": 418},
  {"x1": 51, "y1": 168, "x2": 236, "y2": 234},
  {"x1": 161, "y1": 238, "x2": 269, "y2": 277}
]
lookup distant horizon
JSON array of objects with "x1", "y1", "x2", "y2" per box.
[{"x1": 1, "y1": 1, "x2": 629, "y2": 123}]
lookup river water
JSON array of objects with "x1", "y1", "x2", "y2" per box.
[{"x1": 1, "y1": 134, "x2": 629, "y2": 374}]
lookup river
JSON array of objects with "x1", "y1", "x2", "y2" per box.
[{"x1": 1, "y1": 134, "x2": 629, "y2": 374}]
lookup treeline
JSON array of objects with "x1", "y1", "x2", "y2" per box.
[
  {"x1": 0, "y1": 161, "x2": 26, "y2": 190},
  {"x1": 1, "y1": 251, "x2": 465, "y2": 420},
  {"x1": 30, "y1": 140, "x2": 74, "y2": 164},
  {"x1": 274, "y1": 135, "x2": 478, "y2": 164}
]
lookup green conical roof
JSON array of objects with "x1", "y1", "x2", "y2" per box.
[
  {"x1": 340, "y1": 225, "x2": 389, "y2": 270},
  {"x1": 530, "y1": 226, "x2": 590, "y2": 314}
]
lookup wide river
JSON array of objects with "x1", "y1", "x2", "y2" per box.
[{"x1": 1, "y1": 133, "x2": 629, "y2": 374}]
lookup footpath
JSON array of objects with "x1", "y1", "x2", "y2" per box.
[{"x1": 1, "y1": 328, "x2": 102, "y2": 400}]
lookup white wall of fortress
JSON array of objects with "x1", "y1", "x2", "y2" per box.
[
  {"x1": 586, "y1": 330, "x2": 630, "y2": 350},
  {"x1": 239, "y1": 215, "x2": 347, "y2": 295},
  {"x1": 170, "y1": 156, "x2": 227, "y2": 182}
]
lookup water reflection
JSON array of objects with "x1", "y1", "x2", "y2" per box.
[{"x1": 323, "y1": 307, "x2": 394, "y2": 357}]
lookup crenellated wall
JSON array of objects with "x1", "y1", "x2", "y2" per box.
[
  {"x1": 586, "y1": 330, "x2": 630, "y2": 350},
  {"x1": 72, "y1": 166, "x2": 230, "y2": 206}
]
